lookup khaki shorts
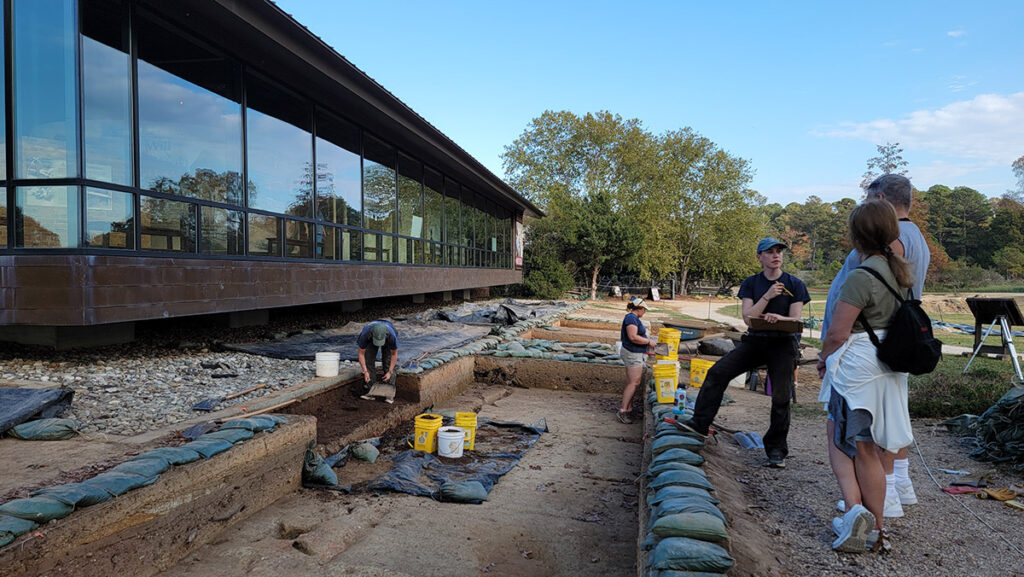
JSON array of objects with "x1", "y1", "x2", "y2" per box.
[{"x1": 620, "y1": 349, "x2": 647, "y2": 368}]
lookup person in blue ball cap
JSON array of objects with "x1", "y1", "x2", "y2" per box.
[
  {"x1": 357, "y1": 320, "x2": 399, "y2": 403},
  {"x1": 677, "y1": 237, "x2": 810, "y2": 469}
]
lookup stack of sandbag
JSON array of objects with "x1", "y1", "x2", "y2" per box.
[{"x1": 644, "y1": 394, "x2": 734, "y2": 576}]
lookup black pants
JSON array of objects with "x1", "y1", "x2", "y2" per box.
[
  {"x1": 364, "y1": 343, "x2": 397, "y2": 387},
  {"x1": 690, "y1": 335, "x2": 797, "y2": 459}
]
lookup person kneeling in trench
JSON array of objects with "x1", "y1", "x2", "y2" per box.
[{"x1": 358, "y1": 320, "x2": 399, "y2": 404}]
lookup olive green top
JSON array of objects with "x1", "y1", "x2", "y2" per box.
[{"x1": 838, "y1": 255, "x2": 900, "y2": 333}]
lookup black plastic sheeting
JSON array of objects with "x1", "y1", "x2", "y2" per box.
[
  {"x1": 0, "y1": 388, "x2": 74, "y2": 434},
  {"x1": 222, "y1": 320, "x2": 491, "y2": 362},
  {"x1": 410, "y1": 299, "x2": 570, "y2": 325},
  {"x1": 362, "y1": 418, "x2": 547, "y2": 503}
]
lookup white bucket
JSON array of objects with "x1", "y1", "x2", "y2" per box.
[
  {"x1": 315, "y1": 352, "x2": 340, "y2": 377},
  {"x1": 437, "y1": 426, "x2": 466, "y2": 458}
]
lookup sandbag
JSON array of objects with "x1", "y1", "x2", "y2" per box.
[
  {"x1": 220, "y1": 416, "x2": 278, "y2": 432},
  {"x1": 652, "y1": 512, "x2": 730, "y2": 542},
  {"x1": 651, "y1": 497, "x2": 728, "y2": 526},
  {"x1": 646, "y1": 570, "x2": 725, "y2": 577},
  {"x1": 647, "y1": 469, "x2": 716, "y2": 492},
  {"x1": 81, "y1": 471, "x2": 159, "y2": 496},
  {"x1": 647, "y1": 536, "x2": 734, "y2": 573},
  {"x1": 439, "y1": 480, "x2": 489, "y2": 503},
  {"x1": 183, "y1": 437, "x2": 234, "y2": 459},
  {"x1": 0, "y1": 497, "x2": 74, "y2": 523},
  {"x1": 200, "y1": 428, "x2": 255, "y2": 444},
  {"x1": 302, "y1": 441, "x2": 338, "y2": 486},
  {"x1": 132, "y1": 446, "x2": 201, "y2": 466},
  {"x1": 647, "y1": 461, "x2": 707, "y2": 479},
  {"x1": 351, "y1": 441, "x2": 379, "y2": 463},
  {"x1": 651, "y1": 447, "x2": 705, "y2": 467},
  {"x1": 33, "y1": 482, "x2": 112, "y2": 507},
  {"x1": 651, "y1": 434, "x2": 705, "y2": 454},
  {"x1": 8, "y1": 418, "x2": 80, "y2": 441},
  {"x1": 649, "y1": 485, "x2": 719, "y2": 507},
  {"x1": 0, "y1": 515, "x2": 38, "y2": 548},
  {"x1": 112, "y1": 457, "x2": 171, "y2": 477},
  {"x1": 698, "y1": 338, "x2": 734, "y2": 356}
]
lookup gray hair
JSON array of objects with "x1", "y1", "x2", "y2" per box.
[{"x1": 865, "y1": 174, "x2": 912, "y2": 208}]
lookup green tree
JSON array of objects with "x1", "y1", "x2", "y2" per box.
[
  {"x1": 940, "y1": 186, "x2": 993, "y2": 261},
  {"x1": 992, "y1": 246, "x2": 1024, "y2": 279},
  {"x1": 559, "y1": 190, "x2": 642, "y2": 299},
  {"x1": 1008, "y1": 155, "x2": 1024, "y2": 203},
  {"x1": 861, "y1": 142, "x2": 909, "y2": 189},
  {"x1": 521, "y1": 216, "x2": 575, "y2": 299}
]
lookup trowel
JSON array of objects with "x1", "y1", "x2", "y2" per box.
[{"x1": 647, "y1": 343, "x2": 672, "y2": 356}]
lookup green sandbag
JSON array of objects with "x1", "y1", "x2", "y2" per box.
[
  {"x1": 0, "y1": 515, "x2": 38, "y2": 548},
  {"x1": 652, "y1": 512, "x2": 730, "y2": 542},
  {"x1": 649, "y1": 485, "x2": 719, "y2": 507},
  {"x1": 651, "y1": 497, "x2": 728, "y2": 526},
  {"x1": 651, "y1": 434, "x2": 704, "y2": 454},
  {"x1": 646, "y1": 570, "x2": 726, "y2": 577},
  {"x1": 81, "y1": 471, "x2": 158, "y2": 496},
  {"x1": 302, "y1": 441, "x2": 337, "y2": 486},
  {"x1": 112, "y1": 457, "x2": 171, "y2": 477},
  {"x1": 647, "y1": 460, "x2": 706, "y2": 479},
  {"x1": 8, "y1": 418, "x2": 80, "y2": 441},
  {"x1": 439, "y1": 480, "x2": 489, "y2": 503},
  {"x1": 220, "y1": 416, "x2": 278, "y2": 432},
  {"x1": 647, "y1": 469, "x2": 716, "y2": 492},
  {"x1": 200, "y1": 428, "x2": 255, "y2": 444},
  {"x1": 0, "y1": 497, "x2": 74, "y2": 523},
  {"x1": 182, "y1": 437, "x2": 234, "y2": 459},
  {"x1": 350, "y1": 441, "x2": 379, "y2": 463},
  {"x1": 132, "y1": 446, "x2": 201, "y2": 466},
  {"x1": 33, "y1": 482, "x2": 112, "y2": 507},
  {"x1": 647, "y1": 536, "x2": 734, "y2": 572},
  {"x1": 651, "y1": 447, "x2": 705, "y2": 467}
]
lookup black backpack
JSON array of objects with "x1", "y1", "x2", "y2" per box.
[{"x1": 856, "y1": 266, "x2": 942, "y2": 375}]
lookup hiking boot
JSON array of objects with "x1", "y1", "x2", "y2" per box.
[
  {"x1": 832, "y1": 504, "x2": 875, "y2": 553},
  {"x1": 896, "y1": 481, "x2": 918, "y2": 505},
  {"x1": 672, "y1": 419, "x2": 708, "y2": 438},
  {"x1": 766, "y1": 455, "x2": 786, "y2": 469},
  {"x1": 616, "y1": 411, "x2": 634, "y2": 424},
  {"x1": 832, "y1": 518, "x2": 881, "y2": 550}
]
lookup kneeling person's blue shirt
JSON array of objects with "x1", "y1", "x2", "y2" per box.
[{"x1": 357, "y1": 320, "x2": 398, "y2": 351}]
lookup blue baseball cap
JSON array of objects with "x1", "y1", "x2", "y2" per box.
[{"x1": 756, "y1": 238, "x2": 788, "y2": 253}]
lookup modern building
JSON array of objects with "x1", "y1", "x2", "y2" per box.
[{"x1": 0, "y1": 0, "x2": 540, "y2": 347}]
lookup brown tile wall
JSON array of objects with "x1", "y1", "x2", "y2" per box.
[{"x1": 0, "y1": 255, "x2": 522, "y2": 326}]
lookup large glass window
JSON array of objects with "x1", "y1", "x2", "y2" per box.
[
  {"x1": 397, "y1": 154, "x2": 422, "y2": 238},
  {"x1": 341, "y1": 229, "x2": 361, "y2": 261},
  {"x1": 0, "y1": 190, "x2": 7, "y2": 248},
  {"x1": 246, "y1": 75, "x2": 313, "y2": 217},
  {"x1": 15, "y1": 186, "x2": 78, "y2": 247},
  {"x1": 362, "y1": 135, "x2": 395, "y2": 233},
  {"x1": 137, "y1": 14, "x2": 242, "y2": 204},
  {"x1": 200, "y1": 207, "x2": 243, "y2": 255},
  {"x1": 285, "y1": 220, "x2": 312, "y2": 258},
  {"x1": 424, "y1": 169, "x2": 443, "y2": 244},
  {"x1": 140, "y1": 195, "x2": 195, "y2": 252},
  {"x1": 0, "y1": 20, "x2": 6, "y2": 180},
  {"x1": 363, "y1": 232, "x2": 380, "y2": 262},
  {"x1": 85, "y1": 187, "x2": 134, "y2": 249},
  {"x1": 247, "y1": 214, "x2": 280, "y2": 257},
  {"x1": 317, "y1": 225, "x2": 337, "y2": 260},
  {"x1": 461, "y1": 190, "x2": 475, "y2": 248},
  {"x1": 82, "y1": 0, "x2": 132, "y2": 186},
  {"x1": 13, "y1": 0, "x2": 78, "y2": 179},
  {"x1": 316, "y1": 112, "x2": 361, "y2": 227},
  {"x1": 444, "y1": 178, "x2": 460, "y2": 248}
]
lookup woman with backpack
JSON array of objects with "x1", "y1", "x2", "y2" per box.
[{"x1": 816, "y1": 200, "x2": 915, "y2": 553}]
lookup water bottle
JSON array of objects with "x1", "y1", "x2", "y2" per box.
[{"x1": 673, "y1": 386, "x2": 687, "y2": 416}]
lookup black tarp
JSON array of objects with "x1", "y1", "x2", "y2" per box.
[
  {"x1": 411, "y1": 299, "x2": 570, "y2": 325},
  {"x1": 0, "y1": 388, "x2": 74, "y2": 434}
]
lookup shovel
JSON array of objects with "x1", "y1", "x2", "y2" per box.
[{"x1": 192, "y1": 384, "x2": 267, "y2": 412}]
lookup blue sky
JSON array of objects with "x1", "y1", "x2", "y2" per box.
[{"x1": 274, "y1": 1, "x2": 1024, "y2": 206}]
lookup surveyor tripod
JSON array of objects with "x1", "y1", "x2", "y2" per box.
[{"x1": 963, "y1": 315, "x2": 1023, "y2": 384}]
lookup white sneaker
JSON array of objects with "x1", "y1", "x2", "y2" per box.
[
  {"x1": 896, "y1": 481, "x2": 918, "y2": 505},
  {"x1": 832, "y1": 517, "x2": 880, "y2": 549},
  {"x1": 832, "y1": 504, "x2": 875, "y2": 552},
  {"x1": 837, "y1": 495, "x2": 903, "y2": 518}
]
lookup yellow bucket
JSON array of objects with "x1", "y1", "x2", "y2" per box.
[
  {"x1": 454, "y1": 411, "x2": 478, "y2": 450},
  {"x1": 656, "y1": 328, "x2": 681, "y2": 361},
  {"x1": 689, "y1": 359, "x2": 715, "y2": 389},
  {"x1": 653, "y1": 362, "x2": 679, "y2": 404},
  {"x1": 414, "y1": 413, "x2": 443, "y2": 453}
]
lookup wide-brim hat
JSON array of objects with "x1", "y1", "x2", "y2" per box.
[{"x1": 630, "y1": 297, "x2": 648, "y2": 309}]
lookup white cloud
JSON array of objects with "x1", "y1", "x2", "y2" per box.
[
  {"x1": 947, "y1": 30, "x2": 966, "y2": 38},
  {"x1": 817, "y1": 92, "x2": 1024, "y2": 166}
]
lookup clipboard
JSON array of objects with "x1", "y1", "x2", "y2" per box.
[{"x1": 748, "y1": 318, "x2": 804, "y2": 334}]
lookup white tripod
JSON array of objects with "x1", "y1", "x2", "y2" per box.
[{"x1": 963, "y1": 315, "x2": 1023, "y2": 384}]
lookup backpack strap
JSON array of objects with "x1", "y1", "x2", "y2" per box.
[
  {"x1": 854, "y1": 265, "x2": 903, "y2": 349},
  {"x1": 855, "y1": 266, "x2": 906, "y2": 304}
]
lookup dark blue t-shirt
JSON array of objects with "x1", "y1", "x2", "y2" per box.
[
  {"x1": 356, "y1": 320, "x2": 398, "y2": 350},
  {"x1": 737, "y1": 272, "x2": 810, "y2": 337},
  {"x1": 620, "y1": 312, "x2": 648, "y2": 353}
]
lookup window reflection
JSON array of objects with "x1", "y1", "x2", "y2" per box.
[
  {"x1": 248, "y1": 214, "x2": 280, "y2": 257},
  {"x1": 201, "y1": 206, "x2": 243, "y2": 255},
  {"x1": 13, "y1": 0, "x2": 78, "y2": 179},
  {"x1": 82, "y1": 0, "x2": 132, "y2": 186},
  {"x1": 363, "y1": 135, "x2": 396, "y2": 233},
  {"x1": 140, "y1": 195, "x2": 195, "y2": 252},
  {"x1": 342, "y1": 228, "x2": 361, "y2": 261},
  {"x1": 246, "y1": 75, "x2": 312, "y2": 217},
  {"x1": 317, "y1": 225, "x2": 337, "y2": 260},
  {"x1": 461, "y1": 190, "x2": 475, "y2": 249},
  {"x1": 0, "y1": 190, "x2": 6, "y2": 248},
  {"x1": 86, "y1": 187, "x2": 134, "y2": 249},
  {"x1": 424, "y1": 169, "x2": 444, "y2": 244},
  {"x1": 137, "y1": 14, "x2": 242, "y2": 203},
  {"x1": 0, "y1": 19, "x2": 6, "y2": 179},
  {"x1": 316, "y1": 112, "x2": 361, "y2": 227},
  {"x1": 286, "y1": 219, "x2": 312, "y2": 258},
  {"x1": 397, "y1": 154, "x2": 422, "y2": 238},
  {"x1": 15, "y1": 186, "x2": 79, "y2": 247}
]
